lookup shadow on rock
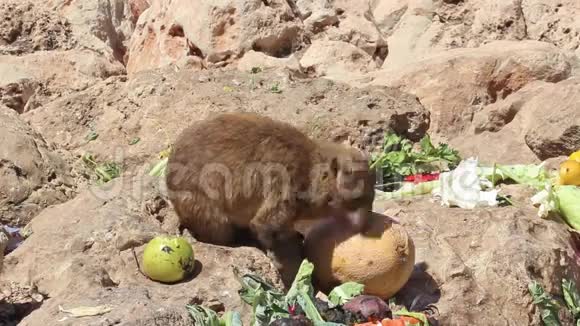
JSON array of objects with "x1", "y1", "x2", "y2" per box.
[{"x1": 395, "y1": 262, "x2": 441, "y2": 317}]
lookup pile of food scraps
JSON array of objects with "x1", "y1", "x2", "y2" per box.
[
  {"x1": 187, "y1": 260, "x2": 433, "y2": 326},
  {"x1": 371, "y1": 133, "x2": 580, "y2": 232}
]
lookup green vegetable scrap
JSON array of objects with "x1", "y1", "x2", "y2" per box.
[
  {"x1": 562, "y1": 279, "x2": 580, "y2": 320},
  {"x1": 285, "y1": 260, "x2": 325, "y2": 323},
  {"x1": 81, "y1": 153, "x2": 121, "y2": 184},
  {"x1": 327, "y1": 282, "x2": 364, "y2": 307},
  {"x1": 554, "y1": 186, "x2": 580, "y2": 231},
  {"x1": 194, "y1": 260, "x2": 429, "y2": 326},
  {"x1": 86, "y1": 130, "x2": 98, "y2": 142},
  {"x1": 233, "y1": 266, "x2": 289, "y2": 325},
  {"x1": 129, "y1": 137, "x2": 141, "y2": 145},
  {"x1": 479, "y1": 163, "x2": 553, "y2": 190},
  {"x1": 148, "y1": 146, "x2": 172, "y2": 177},
  {"x1": 528, "y1": 281, "x2": 561, "y2": 326},
  {"x1": 371, "y1": 133, "x2": 461, "y2": 189},
  {"x1": 393, "y1": 307, "x2": 431, "y2": 326},
  {"x1": 270, "y1": 82, "x2": 282, "y2": 94},
  {"x1": 529, "y1": 278, "x2": 580, "y2": 326},
  {"x1": 187, "y1": 304, "x2": 221, "y2": 326}
]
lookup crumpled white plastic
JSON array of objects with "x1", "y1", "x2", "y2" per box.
[{"x1": 432, "y1": 157, "x2": 499, "y2": 209}]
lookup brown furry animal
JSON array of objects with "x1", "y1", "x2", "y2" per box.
[{"x1": 165, "y1": 112, "x2": 376, "y2": 285}]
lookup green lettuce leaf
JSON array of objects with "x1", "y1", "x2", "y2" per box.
[
  {"x1": 187, "y1": 304, "x2": 221, "y2": 326},
  {"x1": 393, "y1": 307, "x2": 430, "y2": 326},
  {"x1": 285, "y1": 260, "x2": 324, "y2": 322},
  {"x1": 562, "y1": 278, "x2": 580, "y2": 318},
  {"x1": 220, "y1": 311, "x2": 243, "y2": 326},
  {"x1": 328, "y1": 282, "x2": 364, "y2": 307},
  {"x1": 479, "y1": 163, "x2": 551, "y2": 189},
  {"x1": 528, "y1": 281, "x2": 561, "y2": 326},
  {"x1": 233, "y1": 267, "x2": 289, "y2": 325},
  {"x1": 555, "y1": 186, "x2": 580, "y2": 231}
]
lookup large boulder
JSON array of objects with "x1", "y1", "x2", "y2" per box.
[
  {"x1": 22, "y1": 67, "x2": 430, "y2": 176},
  {"x1": 0, "y1": 1, "x2": 76, "y2": 55},
  {"x1": 0, "y1": 107, "x2": 74, "y2": 226},
  {"x1": 1, "y1": 175, "x2": 283, "y2": 325},
  {"x1": 368, "y1": 40, "x2": 573, "y2": 138},
  {"x1": 373, "y1": 192, "x2": 580, "y2": 325},
  {"x1": 126, "y1": 0, "x2": 304, "y2": 75},
  {"x1": 372, "y1": 0, "x2": 580, "y2": 70},
  {"x1": 299, "y1": 40, "x2": 379, "y2": 83},
  {"x1": 456, "y1": 77, "x2": 580, "y2": 162},
  {"x1": 0, "y1": 50, "x2": 125, "y2": 113}
]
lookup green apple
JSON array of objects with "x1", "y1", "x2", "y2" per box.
[{"x1": 142, "y1": 235, "x2": 195, "y2": 283}]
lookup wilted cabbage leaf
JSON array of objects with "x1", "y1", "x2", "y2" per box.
[
  {"x1": 479, "y1": 162, "x2": 552, "y2": 189},
  {"x1": 531, "y1": 184, "x2": 580, "y2": 230},
  {"x1": 555, "y1": 186, "x2": 580, "y2": 230}
]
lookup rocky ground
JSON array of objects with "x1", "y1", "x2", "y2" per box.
[{"x1": 0, "y1": 0, "x2": 580, "y2": 325}]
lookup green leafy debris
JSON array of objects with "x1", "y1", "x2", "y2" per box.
[
  {"x1": 220, "y1": 311, "x2": 243, "y2": 326},
  {"x1": 328, "y1": 282, "x2": 364, "y2": 307},
  {"x1": 129, "y1": 137, "x2": 141, "y2": 145},
  {"x1": 528, "y1": 281, "x2": 561, "y2": 326},
  {"x1": 371, "y1": 133, "x2": 461, "y2": 190},
  {"x1": 187, "y1": 304, "x2": 221, "y2": 326},
  {"x1": 285, "y1": 260, "x2": 324, "y2": 322},
  {"x1": 563, "y1": 279, "x2": 580, "y2": 318},
  {"x1": 81, "y1": 153, "x2": 121, "y2": 184},
  {"x1": 393, "y1": 307, "x2": 431, "y2": 326},
  {"x1": 86, "y1": 131, "x2": 98, "y2": 142},
  {"x1": 270, "y1": 82, "x2": 282, "y2": 94}
]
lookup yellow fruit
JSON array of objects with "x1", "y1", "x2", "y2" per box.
[
  {"x1": 142, "y1": 235, "x2": 195, "y2": 283},
  {"x1": 559, "y1": 160, "x2": 580, "y2": 186},
  {"x1": 569, "y1": 150, "x2": 580, "y2": 163},
  {"x1": 304, "y1": 212, "x2": 415, "y2": 299}
]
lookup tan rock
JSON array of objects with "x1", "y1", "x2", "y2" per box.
[
  {"x1": 237, "y1": 50, "x2": 301, "y2": 73},
  {"x1": 295, "y1": 0, "x2": 338, "y2": 33},
  {"x1": 371, "y1": 0, "x2": 408, "y2": 35},
  {"x1": 379, "y1": 0, "x2": 437, "y2": 69},
  {"x1": 0, "y1": 50, "x2": 125, "y2": 110},
  {"x1": 0, "y1": 227, "x2": 8, "y2": 273},
  {"x1": 50, "y1": 0, "x2": 137, "y2": 62},
  {"x1": 0, "y1": 107, "x2": 73, "y2": 226},
  {"x1": 374, "y1": 0, "x2": 580, "y2": 69},
  {"x1": 126, "y1": 0, "x2": 304, "y2": 75},
  {"x1": 299, "y1": 40, "x2": 378, "y2": 82},
  {"x1": 374, "y1": 195, "x2": 580, "y2": 325},
  {"x1": 449, "y1": 77, "x2": 580, "y2": 163},
  {"x1": 0, "y1": 0, "x2": 76, "y2": 55},
  {"x1": 323, "y1": 0, "x2": 387, "y2": 59},
  {"x1": 22, "y1": 68, "x2": 429, "y2": 176},
  {"x1": 523, "y1": 0, "x2": 580, "y2": 58},
  {"x1": 522, "y1": 78, "x2": 580, "y2": 160},
  {"x1": 1, "y1": 175, "x2": 283, "y2": 325},
  {"x1": 369, "y1": 40, "x2": 573, "y2": 138}
]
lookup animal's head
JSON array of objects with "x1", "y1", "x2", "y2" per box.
[{"x1": 312, "y1": 143, "x2": 376, "y2": 232}]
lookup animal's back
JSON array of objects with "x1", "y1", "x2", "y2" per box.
[{"x1": 165, "y1": 112, "x2": 317, "y2": 243}]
